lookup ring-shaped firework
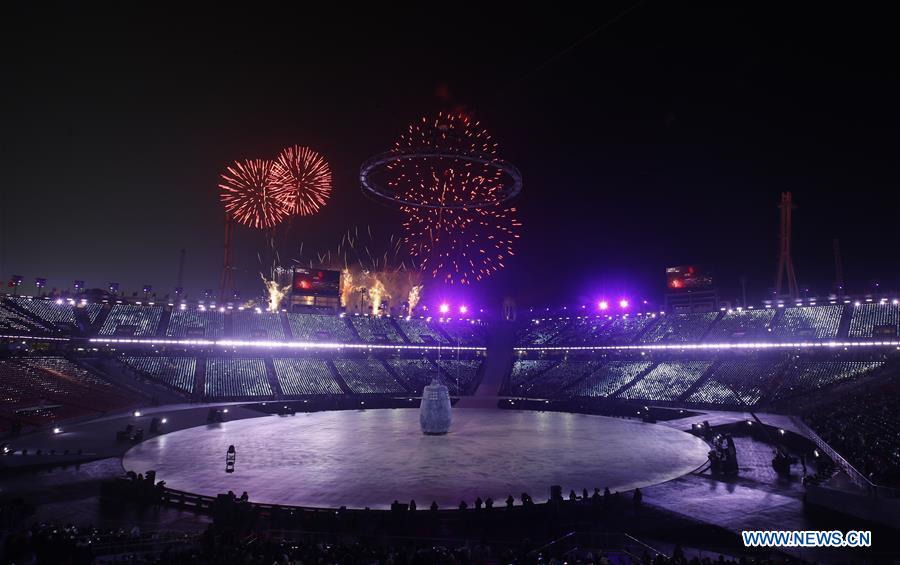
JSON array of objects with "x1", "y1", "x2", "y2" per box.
[{"x1": 359, "y1": 150, "x2": 522, "y2": 210}]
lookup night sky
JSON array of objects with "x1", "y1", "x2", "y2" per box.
[{"x1": 3, "y1": 4, "x2": 898, "y2": 311}]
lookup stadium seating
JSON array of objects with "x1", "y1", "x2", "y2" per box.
[
  {"x1": 848, "y1": 302, "x2": 900, "y2": 339},
  {"x1": 506, "y1": 359, "x2": 558, "y2": 393},
  {"x1": 772, "y1": 360, "x2": 884, "y2": 401},
  {"x1": 332, "y1": 358, "x2": 406, "y2": 394},
  {"x1": 99, "y1": 304, "x2": 163, "y2": 337},
  {"x1": 438, "y1": 320, "x2": 487, "y2": 346},
  {"x1": 0, "y1": 357, "x2": 137, "y2": 424},
  {"x1": 7, "y1": 297, "x2": 75, "y2": 327},
  {"x1": 594, "y1": 315, "x2": 658, "y2": 345},
  {"x1": 120, "y1": 356, "x2": 196, "y2": 393},
  {"x1": 550, "y1": 317, "x2": 611, "y2": 346},
  {"x1": 435, "y1": 359, "x2": 484, "y2": 394},
  {"x1": 686, "y1": 358, "x2": 784, "y2": 406},
  {"x1": 386, "y1": 358, "x2": 442, "y2": 393},
  {"x1": 287, "y1": 313, "x2": 356, "y2": 342},
  {"x1": 167, "y1": 307, "x2": 225, "y2": 338},
  {"x1": 640, "y1": 312, "x2": 719, "y2": 343},
  {"x1": 805, "y1": 377, "x2": 900, "y2": 487},
  {"x1": 394, "y1": 317, "x2": 449, "y2": 344},
  {"x1": 508, "y1": 359, "x2": 602, "y2": 398},
  {"x1": 273, "y1": 358, "x2": 343, "y2": 395},
  {"x1": 704, "y1": 309, "x2": 776, "y2": 341},
  {"x1": 516, "y1": 318, "x2": 570, "y2": 346},
  {"x1": 565, "y1": 360, "x2": 652, "y2": 398},
  {"x1": 349, "y1": 316, "x2": 405, "y2": 343},
  {"x1": 204, "y1": 358, "x2": 272, "y2": 397},
  {"x1": 0, "y1": 302, "x2": 39, "y2": 334},
  {"x1": 618, "y1": 361, "x2": 712, "y2": 401},
  {"x1": 770, "y1": 305, "x2": 844, "y2": 340},
  {"x1": 231, "y1": 310, "x2": 285, "y2": 340}
]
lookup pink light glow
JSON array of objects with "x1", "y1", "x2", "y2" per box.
[
  {"x1": 619, "y1": 299, "x2": 630, "y2": 309},
  {"x1": 459, "y1": 305, "x2": 468, "y2": 314},
  {"x1": 439, "y1": 303, "x2": 450, "y2": 314},
  {"x1": 598, "y1": 300, "x2": 609, "y2": 311}
]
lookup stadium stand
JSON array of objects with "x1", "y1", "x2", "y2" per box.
[
  {"x1": 594, "y1": 315, "x2": 658, "y2": 345},
  {"x1": 704, "y1": 308, "x2": 777, "y2": 341},
  {"x1": 508, "y1": 358, "x2": 602, "y2": 398},
  {"x1": 273, "y1": 358, "x2": 344, "y2": 395},
  {"x1": 565, "y1": 360, "x2": 653, "y2": 398},
  {"x1": 7, "y1": 297, "x2": 75, "y2": 327},
  {"x1": 120, "y1": 356, "x2": 196, "y2": 393},
  {"x1": 435, "y1": 359, "x2": 484, "y2": 394},
  {"x1": 349, "y1": 316, "x2": 405, "y2": 343},
  {"x1": 805, "y1": 376, "x2": 900, "y2": 487},
  {"x1": 506, "y1": 359, "x2": 558, "y2": 393},
  {"x1": 286, "y1": 313, "x2": 355, "y2": 342},
  {"x1": 772, "y1": 360, "x2": 884, "y2": 401},
  {"x1": 332, "y1": 358, "x2": 406, "y2": 394},
  {"x1": 166, "y1": 307, "x2": 225, "y2": 338},
  {"x1": 204, "y1": 358, "x2": 271, "y2": 397},
  {"x1": 686, "y1": 357, "x2": 784, "y2": 406},
  {"x1": 386, "y1": 358, "x2": 442, "y2": 393},
  {"x1": 231, "y1": 310, "x2": 285, "y2": 340},
  {"x1": 394, "y1": 317, "x2": 449, "y2": 344},
  {"x1": 639, "y1": 312, "x2": 719, "y2": 343},
  {"x1": 0, "y1": 302, "x2": 39, "y2": 334},
  {"x1": 0, "y1": 357, "x2": 137, "y2": 425},
  {"x1": 848, "y1": 302, "x2": 900, "y2": 339},
  {"x1": 770, "y1": 304, "x2": 844, "y2": 340},
  {"x1": 99, "y1": 304, "x2": 163, "y2": 337},
  {"x1": 439, "y1": 320, "x2": 487, "y2": 346},
  {"x1": 550, "y1": 317, "x2": 610, "y2": 346},
  {"x1": 618, "y1": 361, "x2": 712, "y2": 401},
  {"x1": 516, "y1": 318, "x2": 570, "y2": 346}
]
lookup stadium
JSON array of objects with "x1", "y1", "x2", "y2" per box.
[{"x1": 5, "y1": 4, "x2": 900, "y2": 564}]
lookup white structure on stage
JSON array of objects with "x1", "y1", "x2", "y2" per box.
[{"x1": 420, "y1": 380, "x2": 452, "y2": 434}]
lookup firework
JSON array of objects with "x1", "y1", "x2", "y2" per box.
[
  {"x1": 274, "y1": 145, "x2": 332, "y2": 216},
  {"x1": 388, "y1": 113, "x2": 522, "y2": 284},
  {"x1": 261, "y1": 276, "x2": 290, "y2": 312},
  {"x1": 219, "y1": 159, "x2": 292, "y2": 229}
]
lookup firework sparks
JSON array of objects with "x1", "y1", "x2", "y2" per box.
[
  {"x1": 261, "y1": 276, "x2": 290, "y2": 313},
  {"x1": 219, "y1": 159, "x2": 292, "y2": 229},
  {"x1": 388, "y1": 112, "x2": 522, "y2": 284},
  {"x1": 274, "y1": 145, "x2": 332, "y2": 216},
  {"x1": 407, "y1": 284, "x2": 423, "y2": 312}
]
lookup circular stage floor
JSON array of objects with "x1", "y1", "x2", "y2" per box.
[{"x1": 123, "y1": 409, "x2": 709, "y2": 509}]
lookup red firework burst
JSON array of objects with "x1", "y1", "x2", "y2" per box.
[
  {"x1": 219, "y1": 159, "x2": 292, "y2": 229},
  {"x1": 392, "y1": 112, "x2": 522, "y2": 284},
  {"x1": 274, "y1": 145, "x2": 332, "y2": 216}
]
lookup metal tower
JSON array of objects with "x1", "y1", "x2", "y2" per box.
[
  {"x1": 219, "y1": 218, "x2": 234, "y2": 302},
  {"x1": 774, "y1": 192, "x2": 799, "y2": 299}
]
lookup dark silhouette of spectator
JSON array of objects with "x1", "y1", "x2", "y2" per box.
[
  {"x1": 506, "y1": 494, "x2": 515, "y2": 509},
  {"x1": 474, "y1": 496, "x2": 483, "y2": 510},
  {"x1": 633, "y1": 487, "x2": 642, "y2": 506},
  {"x1": 485, "y1": 497, "x2": 493, "y2": 510},
  {"x1": 409, "y1": 499, "x2": 416, "y2": 512},
  {"x1": 430, "y1": 501, "x2": 439, "y2": 512},
  {"x1": 458, "y1": 500, "x2": 468, "y2": 511},
  {"x1": 569, "y1": 489, "x2": 577, "y2": 501}
]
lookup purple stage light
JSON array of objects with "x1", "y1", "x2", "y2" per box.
[
  {"x1": 619, "y1": 299, "x2": 630, "y2": 309},
  {"x1": 439, "y1": 303, "x2": 450, "y2": 314},
  {"x1": 459, "y1": 305, "x2": 468, "y2": 314},
  {"x1": 598, "y1": 300, "x2": 609, "y2": 311}
]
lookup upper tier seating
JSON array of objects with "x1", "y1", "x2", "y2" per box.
[
  {"x1": 167, "y1": 308, "x2": 225, "y2": 338},
  {"x1": 640, "y1": 312, "x2": 719, "y2": 343},
  {"x1": 704, "y1": 309, "x2": 776, "y2": 341},
  {"x1": 99, "y1": 304, "x2": 163, "y2": 337},
  {"x1": 287, "y1": 313, "x2": 356, "y2": 342},
  {"x1": 232, "y1": 310, "x2": 285, "y2": 340},
  {"x1": 770, "y1": 305, "x2": 844, "y2": 340}
]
